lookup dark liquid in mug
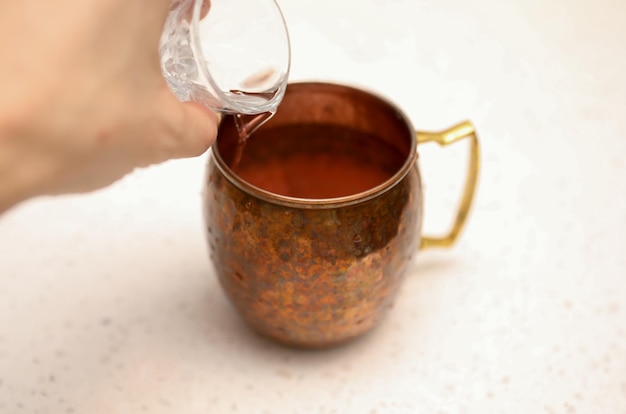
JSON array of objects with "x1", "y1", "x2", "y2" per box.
[{"x1": 232, "y1": 124, "x2": 406, "y2": 199}]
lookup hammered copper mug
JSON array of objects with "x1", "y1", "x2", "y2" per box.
[{"x1": 203, "y1": 82, "x2": 480, "y2": 348}]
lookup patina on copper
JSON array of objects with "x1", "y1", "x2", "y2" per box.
[{"x1": 203, "y1": 82, "x2": 423, "y2": 348}]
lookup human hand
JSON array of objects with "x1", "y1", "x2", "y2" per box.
[{"x1": 0, "y1": 0, "x2": 218, "y2": 213}]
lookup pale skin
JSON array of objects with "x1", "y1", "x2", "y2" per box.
[{"x1": 0, "y1": 0, "x2": 218, "y2": 214}]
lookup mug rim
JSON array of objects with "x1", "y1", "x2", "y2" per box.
[{"x1": 212, "y1": 81, "x2": 418, "y2": 209}]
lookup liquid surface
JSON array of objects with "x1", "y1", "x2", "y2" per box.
[{"x1": 232, "y1": 124, "x2": 406, "y2": 199}]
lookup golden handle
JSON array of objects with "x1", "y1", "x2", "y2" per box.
[{"x1": 417, "y1": 121, "x2": 480, "y2": 250}]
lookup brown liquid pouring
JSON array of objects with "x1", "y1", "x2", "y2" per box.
[{"x1": 231, "y1": 111, "x2": 275, "y2": 173}]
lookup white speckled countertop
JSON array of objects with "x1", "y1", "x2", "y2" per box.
[{"x1": 1, "y1": 0, "x2": 625, "y2": 413}]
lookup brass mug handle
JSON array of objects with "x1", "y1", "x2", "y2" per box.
[{"x1": 417, "y1": 121, "x2": 480, "y2": 250}]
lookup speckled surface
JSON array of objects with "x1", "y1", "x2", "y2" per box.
[{"x1": 1, "y1": 0, "x2": 625, "y2": 412}]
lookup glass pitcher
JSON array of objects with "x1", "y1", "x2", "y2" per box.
[{"x1": 160, "y1": 0, "x2": 291, "y2": 116}]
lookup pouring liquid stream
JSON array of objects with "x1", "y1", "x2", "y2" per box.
[
  {"x1": 229, "y1": 89, "x2": 278, "y2": 172},
  {"x1": 231, "y1": 111, "x2": 274, "y2": 172}
]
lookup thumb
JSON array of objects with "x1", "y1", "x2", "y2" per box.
[{"x1": 152, "y1": 92, "x2": 220, "y2": 162}]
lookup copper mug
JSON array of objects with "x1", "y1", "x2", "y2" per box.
[{"x1": 203, "y1": 82, "x2": 480, "y2": 348}]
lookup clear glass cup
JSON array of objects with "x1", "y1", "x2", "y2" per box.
[{"x1": 160, "y1": 0, "x2": 291, "y2": 116}]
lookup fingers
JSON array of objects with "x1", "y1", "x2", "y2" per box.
[
  {"x1": 146, "y1": 91, "x2": 219, "y2": 165},
  {"x1": 174, "y1": 101, "x2": 219, "y2": 158},
  {"x1": 183, "y1": 0, "x2": 211, "y2": 22},
  {"x1": 200, "y1": 0, "x2": 211, "y2": 19}
]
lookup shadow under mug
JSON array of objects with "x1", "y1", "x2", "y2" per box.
[{"x1": 204, "y1": 82, "x2": 480, "y2": 348}]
